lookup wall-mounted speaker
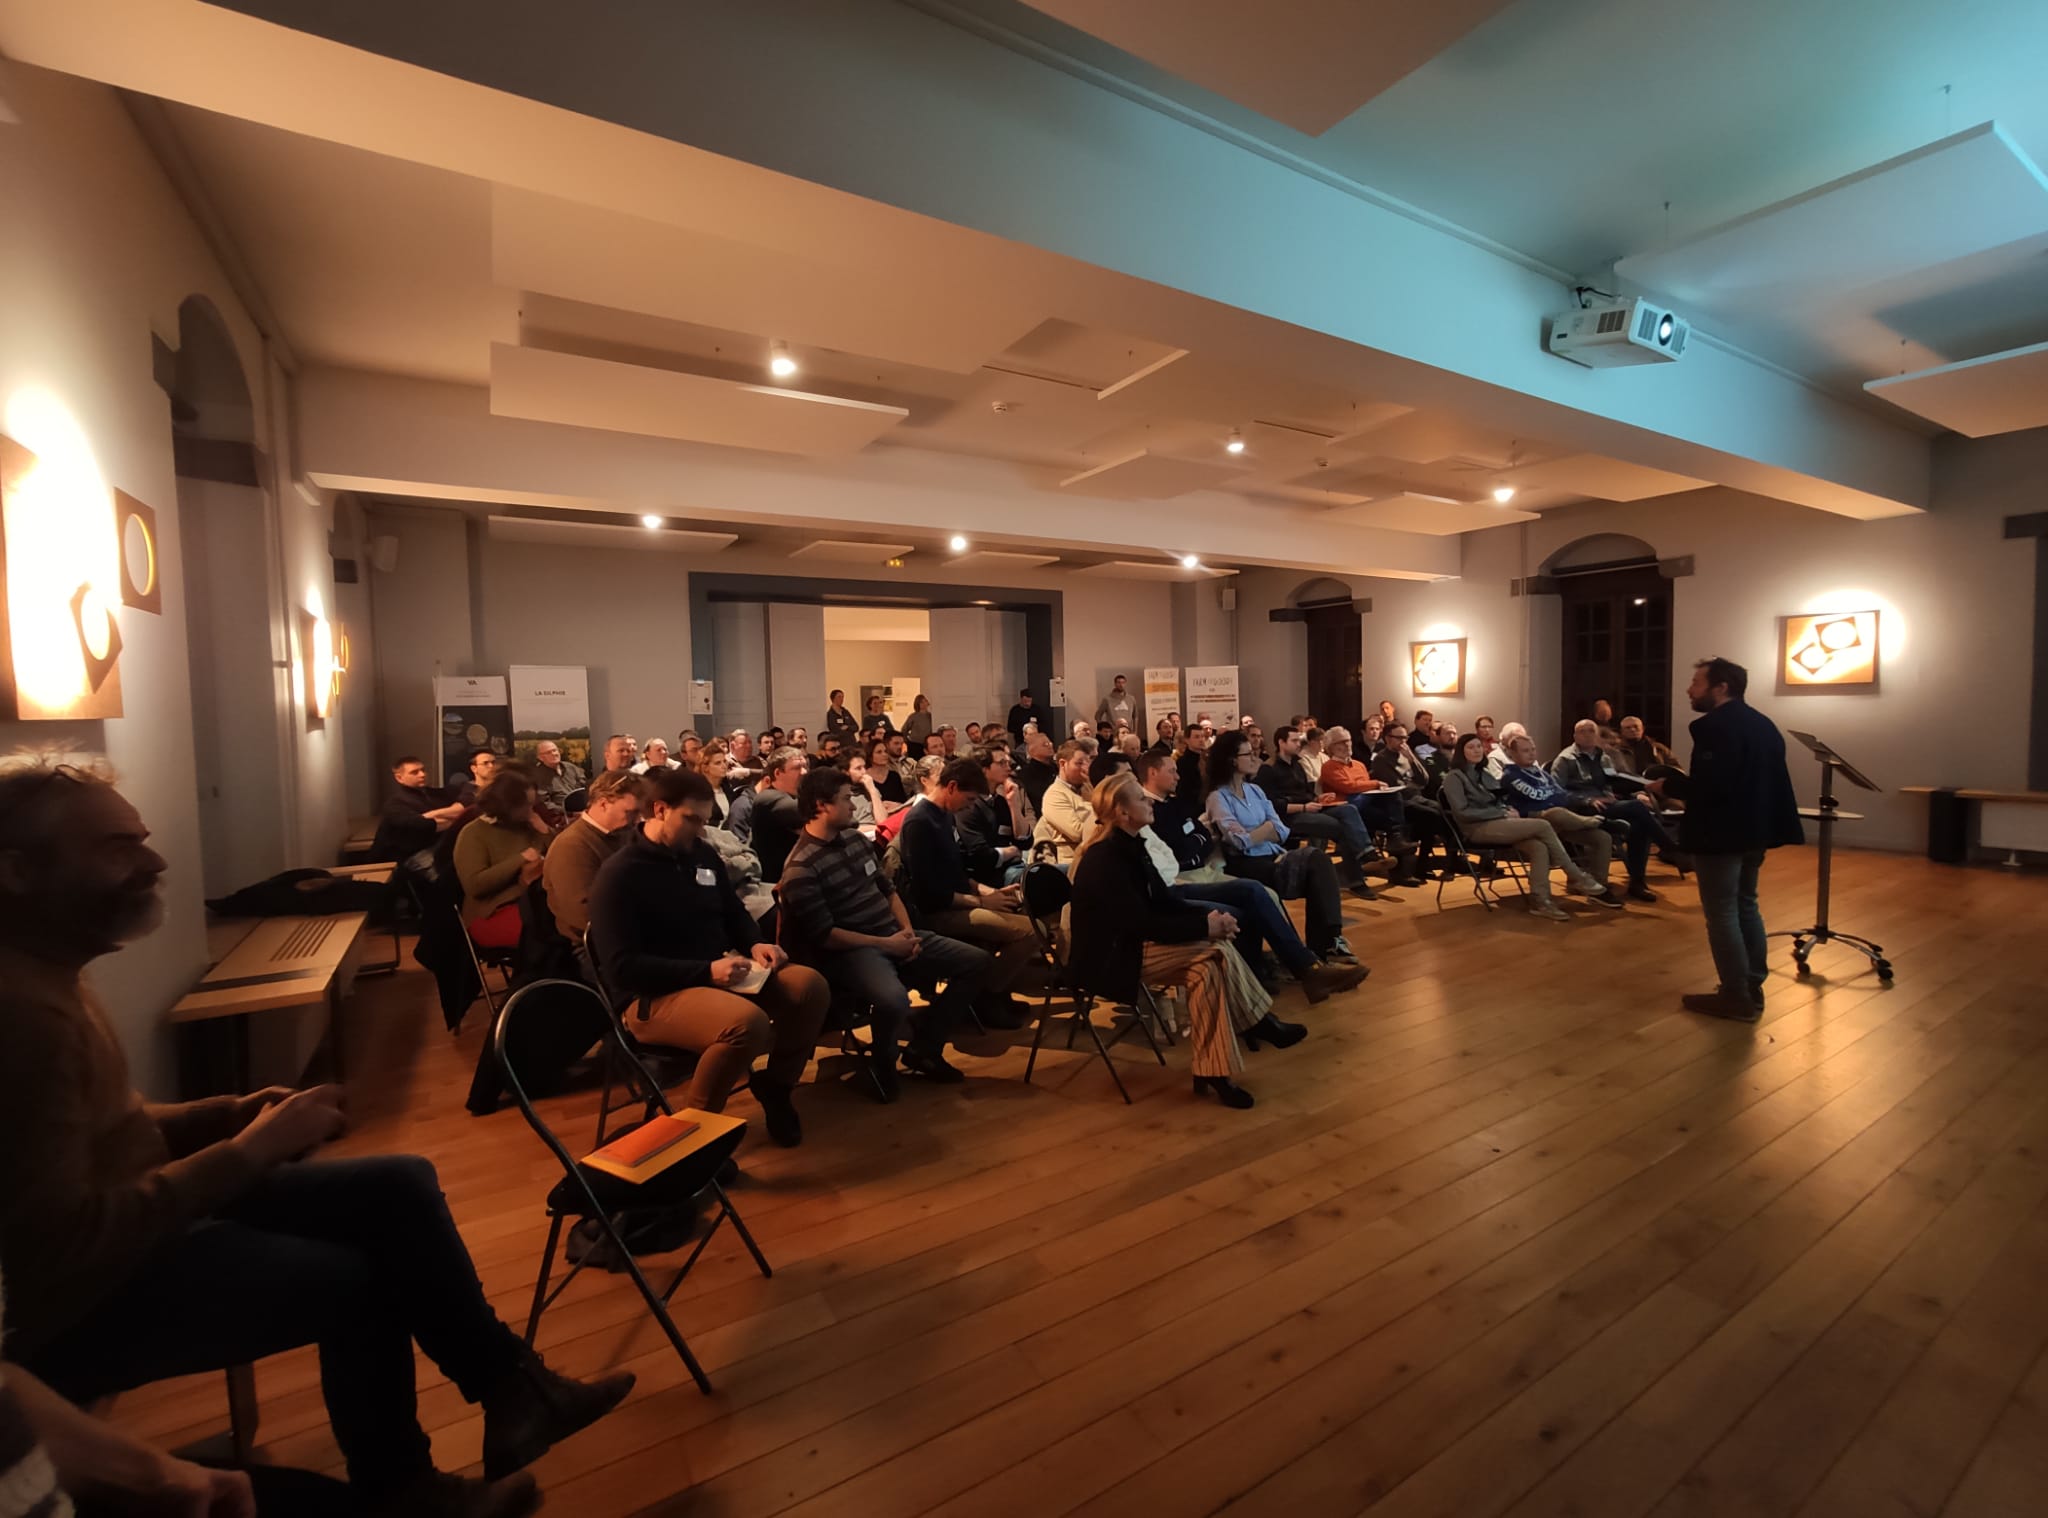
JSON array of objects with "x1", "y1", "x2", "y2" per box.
[{"x1": 1219, "y1": 583, "x2": 1238, "y2": 612}]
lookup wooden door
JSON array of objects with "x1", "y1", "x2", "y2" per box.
[
  {"x1": 1304, "y1": 603, "x2": 1363, "y2": 734},
  {"x1": 1558, "y1": 565, "x2": 1674, "y2": 747}
]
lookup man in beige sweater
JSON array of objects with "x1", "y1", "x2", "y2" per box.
[{"x1": 0, "y1": 765, "x2": 632, "y2": 1517}]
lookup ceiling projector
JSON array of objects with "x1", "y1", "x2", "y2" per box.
[{"x1": 1547, "y1": 298, "x2": 1690, "y2": 367}]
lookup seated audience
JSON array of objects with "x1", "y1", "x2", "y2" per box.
[
  {"x1": 540, "y1": 769, "x2": 645, "y2": 957},
  {"x1": 843, "y1": 752, "x2": 895, "y2": 828},
  {"x1": 631, "y1": 737, "x2": 678, "y2": 773},
  {"x1": 939, "y1": 725, "x2": 961, "y2": 757},
  {"x1": 875, "y1": 755, "x2": 947, "y2": 845},
  {"x1": 599, "y1": 732, "x2": 638, "y2": 774},
  {"x1": 1439, "y1": 735, "x2": 1612, "y2": 921},
  {"x1": 1475, "y1": 715, "x2": 1497, "y2": 753},
  {"x1": 1495, "y1": 733, "x2": 1623, "y2": 905},
  {"x1": 923, "y1": 732, "x2": 948, "y2": 758},
  {"x1": 788, "y1": 726, "x2": 811, "y2": 755},
  {"x1": 1175, "y1": 722, "x2": 1212, "y2": 806},
  {"x1": 898, "y1": 758, "x2": 1038, "y2": 1025},
  {"x1": 453, "y1": 772, "x2": 554, "y2": 948},
  {"x1": 1317, "y1": 726, "x2": 1409, "y2": 838},
  {"x1": 1370, "y1": 722, "x2": 1455, "y2": 868},
  {"x1": 1087, "y1": 747, "x2": 1132, "y2": 789},
  {"x1": 1552, "y1": 719, "x2": 1686, "y2": 900},
  {"x1": 823, "y1": 688, "x2": 859, "y2": 738},
  {"x1": 1376, "y1": 699, "x2": 1398, "y2": 729},
  {"x1": 1257, "y1": 726, "x2": 1386, "y2": 894},
  {"x1": 957, "y1": 746, "x2": 1031, "y2": 885},
  {"x1": 587, "y1": 767, "x2": 829, "y2": 1133},
  {"x1": 1031, "y1": 741, "x2": 1095, "y2": 866},
  {"x1": 864, "y1": 694, "x2": 895, "y2": 737},
  {"x1": 1153, "y1": 715, "x2": 1178, "y2": 749},
  {"x1": 1485, "y1": 721, "x2": 1527, "y2": 777},
  {"x1": 1590, "y1": 698, "x2": 1620, "y2": 743},
  {"x1": 723, "y1": 729, "x2": 759, "y2": 788},
  {"x1": 1070, "y1": 774, "x2": 1309, "y2": 1111},
  {"x1": 677, "y1": 732, "x2": 704, "y2": 766},
  {"x1": 701, "y1": 751, "x2": 735, "y2": 827},
  {"x1": 1294, "y1": 725, "x2": 1327, "y2": 791},
  {"x1": 748, "y1": 747, "x2": 808, "y2": 882},
  {"x1": 449, "y1": 747, "x2": 500, "y2": 805},
  {"x1": 1613, "y1": 714, "x2": 1676, "y2": 776},
  {"x1": 374, "y1": 753, "x2": 468, "y2": 862},
  {"x1": 1118, "y1": 730, "x2": 1144, "y2": 760},
  {"x1": 1017, "y1": 730, "x2": 1059, "y2": 815},
  {"x1": 1071, "y1": 718, "x2": 1097, "y2": 744},
  {"x1": 1205, "y1": 732, "x2": 1355, "y2": 963},
  {"x1": 0, "y1": 767, "x2": 629, "y2": 1516},
  {"x1": 532, "y1": 739, "x2": 586, "y2": 802},
  {"x1": 964, "y1": 721, "x2": 983, "y2": 745},
  {"x1": 1135, "y1": 751, "x2": 1363, "y2": 1000},
  {"x1": 1004, "y1": 688, "x2": 1040, "y2": 740},
  {"x1": 866, "y1": 737, "x2": 908, "y2": 806},
  {"x1": 1409, "y1": 711, "x2": 1437, "y2": 757},
  {"x1": 902, "y1": 693, "x2": 935, "y2": 750},
  {"x1": 1359, "y1": 713, "x2": 1385, "y2": 756},
  {"x1": 886, "y1": 732, "x2": 921, "y2": 796},
  {"x1": 817, "y1": 732, "x2": 845, "y2": 766},
  {"x1": 778, "y1": 769, "x2": 992, "y2": 1093}
]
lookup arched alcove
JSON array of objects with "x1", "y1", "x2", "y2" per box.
[
  {"x1": 1542, "y1": 533, "x2": 1659, "y2": 577},
  {"x1": 171, "y1": 296, "x2": 287, "y2": 897},
  {"x1": 1288, "y1": 574, "x2": 1356, "y2": 607}
]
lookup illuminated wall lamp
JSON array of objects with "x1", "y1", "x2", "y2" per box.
[
  {"x1": 302, "y1": 609, "x2": 342, "y2": 723},
  {"x1": 0, "y1": 433, "x2": 125, "y2": 720}
]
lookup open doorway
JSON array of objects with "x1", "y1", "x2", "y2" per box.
[
  {"x1": 1554, "y1": 545, "x2": 1674, "y2": 744},
  {"x1": 1290, "y1": 578, "x2": 1364, "y2": 733},
  {"x1": 170, "y1": 296, "x2": 288, "y2": 898}
]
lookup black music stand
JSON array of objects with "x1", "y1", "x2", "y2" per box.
[{"x1": 1773, "y1": 730, "x2": 1892, "y2": 982}]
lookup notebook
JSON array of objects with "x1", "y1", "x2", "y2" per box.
[{"x1": 583, "y1": 1113, "x2": 700, "y2": 1181}]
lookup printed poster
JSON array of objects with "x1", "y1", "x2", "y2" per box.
[
  {"x1": 1184, "y1": 665, "x2": 1240, "y2": 729},
  {"x1": 509, "y1": 664, "x2": 592, "y2": 770}
]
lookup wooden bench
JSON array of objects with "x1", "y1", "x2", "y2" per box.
[
  {"x1": 339, "y1": 815, "x2": 379, "y2": 861},
  {"x1": 1899, "y1": 786, "x2": 2048, "y2": 864}
]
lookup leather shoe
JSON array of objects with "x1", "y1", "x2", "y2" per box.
[
  {"x1": 482, "y1": 1348, "x2": 635, "y2": 1479},
  {"x1": 746, "y1": 1071, "x2": 802, "y2": 1147},
  {"x1": 1681, "y1": 990, "x2": 1762, "y2": 1024},
  {"x1": 1299, "y1": 961, "x2": 1369, "y2": 1005}
]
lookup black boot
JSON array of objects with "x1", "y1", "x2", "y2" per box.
[
  {"x1": 1243, "y1": 1012, "x2": 1308, "y2": 1049},
  {"x1": 481, "y1": 1347, "x2": 635, "y2": 1479},
  {"x1": 1193, "y1": 1074, "x2": 1255, "y2": 1109},
  {"x1": 746, "y1": 1070, "x2": 803, "y2": 1147}
]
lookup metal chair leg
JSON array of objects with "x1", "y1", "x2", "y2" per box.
[
  {"x1": 523, "y1": 1213, "x2": 565, "y2": 1346},
  {"x1": 711, "y1": 1183, "x2": 774, "y2": 1279},
  {"x1": 1024, "y1": 988, "x2": 1057, "y2": 1084},
  {"x1": 601, "y1": 1211, "x2": 713, "y2": 1393},
  {"x1": 1080, "y1": 1009, "x2": 1134, "y2": 1105}
]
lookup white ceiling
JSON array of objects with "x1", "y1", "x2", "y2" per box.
[
  {"x1": 936, "y1": 0, "x2": 2048, "y2": 405},
  {"x1": 151, "y1": 99, "x2": 1711, "y2": 540}
]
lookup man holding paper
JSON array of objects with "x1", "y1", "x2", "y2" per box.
[{"x1": 588, "y1": 767, "x2": 829, "y2": 1146}]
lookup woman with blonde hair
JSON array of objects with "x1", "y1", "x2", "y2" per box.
[{"x1": 1068, "y1": 773, "x2": 1306, "y2": 1110}]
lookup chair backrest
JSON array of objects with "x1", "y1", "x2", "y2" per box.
[
  {"x1": 494, "y1": 978, "x2": 670, "y2": 1160},
  {"x1": 563, "y1": 787, "x2": 590, "y2": 816}
]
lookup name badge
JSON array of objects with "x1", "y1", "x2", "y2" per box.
[
  {"x1": 1182, "y1": 819, "x2": 1195, "y2": 834},
  {"x1": 695, "y1": 866, "x2": 716, "y2": 887},
  {"x1": 864, "y1": 857, "x2": 877, "y2": 876}
]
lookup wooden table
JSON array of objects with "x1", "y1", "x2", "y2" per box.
[{"x1": 1899, "y1": 786, "x2": 2048, "y2": 864}]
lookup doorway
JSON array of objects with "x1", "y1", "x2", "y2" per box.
[
  {"x1": 1558, "y1": 563, "x2": 1673, "y2": 743},
  {"x1": 1303, "y1": 601, "x2": 1363, "y2": 734}
]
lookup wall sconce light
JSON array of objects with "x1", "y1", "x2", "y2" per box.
[
  {"x1": 1, "y1": 431, "x2": 125, "y2": 720},
  {"x1": 1410, "y1": 637, "x2": 1467, "y2": 697},
  {"x1": 114, "y1": 490, "x2": 162, "y2": 614}
]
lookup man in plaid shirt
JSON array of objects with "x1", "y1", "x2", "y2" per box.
[{"x1": 778, "y1": 768, "x2": 993, "y2": 1098}]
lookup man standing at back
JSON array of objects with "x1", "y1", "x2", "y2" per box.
[
  {"x1": 1648, "y1": 657, "x2": 1803, "y2": 1022},
  {"x1": 1095, "y1": 674, "x2": 1136, "y2": 733},
  {"x1": 1004, "y1": 688, "x2": 1038, "y2": 742}
]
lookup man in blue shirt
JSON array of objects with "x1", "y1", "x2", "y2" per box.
[{"x1": 1496, "y1": 733, "x2": 1622, "y2": 907}]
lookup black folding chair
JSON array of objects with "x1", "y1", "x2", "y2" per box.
[
  {"x1": 1434, "y1": 810, "x2": 1529, "y2": 911},
  {"x1": 495, "y1": 978, "x2": 770, "y2": 1393},
  {"x1": 1022, "y1": 913, "x2": 1170, "y2": 1105},
  {"x1": 562, "y1": 787, "x2": 590, "y2": 817}
]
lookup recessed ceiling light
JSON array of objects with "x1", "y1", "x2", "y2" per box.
[
  {"x1": 1225, "y1": 428, "x2": 1246, "y2": 455},
  {"x1": 641, "y1": 514, "x2": 663, "y2": 529},
  {"x1": 1633, "y1": 597, "x2": 1648, "y2": 606},
  {"x1": 948, "y1": 534, "x2": 968, "y2": 552},
  {"x1": 769, "y1": 341, "x2": 797, "y2": 379},
  {"x1": 1492, "y1": 485, "x2": 1517, "y2": 504},
  {"x1": 1181, "y1": 553, "x2": 1201, "y2": 569}
]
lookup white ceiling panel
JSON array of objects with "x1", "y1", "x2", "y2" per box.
[
  {"x1": 952, "y1": 548, "x2": 1062, "y2": 569},
  {"x1": 1335, "y1": 408, "x2": 1519, "y2": 465},
  {"x1": 1093, "y1": 350, "x2": 1390, "y2": 434},
  {"x1": 1502, "y1": 453, "x2": 1707, "y2": 501},
  {"x1": 1616, "y1": 123, "x2": 2048, "y2": 313},
  {"x1": 1864, "y1": 338, "x2": 2048, "y2": 437},
  {"x1": 1015, "y1": 0, "x2": 1517, "y2": 136},
  {"x1": 996, "y1": 317, "x2": 1184, "y2": 390},
  {"x1": 788, "y1": 540, "x2": 917, "y2": 563},
  {"x1": 485, "y1": 515, "x2": 737, "y2": 553},
  {"x1": 1058, "y1": 448, "x2": 1247, "y2": 499},
  {"x1": 909, "y1": 369, "x2": 1109, "y2": 458},
  {"x1": 489, "y1": 343, "x2": 908, "y2": 456},
  {"x1": 493, "y1": 186, "x2": 1039, "y2": 373},
  {"x1": 1318, "y1": 495, "x2": 1536, "y2": 535},
  {"x1": 1069, "y1": 559, "x2": 1234, "y2": 580}
]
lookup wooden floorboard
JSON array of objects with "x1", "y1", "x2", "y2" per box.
[{"x1": 107, "y1": 850, "x2": 2048, "y2": 1517}]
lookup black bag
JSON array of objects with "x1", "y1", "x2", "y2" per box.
[
  {"x1": 1022, "y1": 840, "x2": 1070, "y2": 920},
  {"x1": 206, "y1": 868, "x2": 387, "y2": 917}
]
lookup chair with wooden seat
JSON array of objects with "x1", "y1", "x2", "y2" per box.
[{"x1": 495, "y1": 978, "x2": 770, "y2": 1393}]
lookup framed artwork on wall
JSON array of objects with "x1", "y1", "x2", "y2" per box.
[
  {"x1": 1410, "y1": 638, "x2": 1466, "y2": 697},
  {"x1": 1779, "y1": 610, "x2": 1880, "y2": 692}
]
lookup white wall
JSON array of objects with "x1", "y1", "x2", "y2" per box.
[
  {"x1": 1236, "y1": 436, "x2": 2044, "y2": 852},
  {"x1": 0, "y1": 66, "x2": 345, "y2": 1094},
  {"x1": 365, "y1": 508, "x2": 1181, "y2": 752}
]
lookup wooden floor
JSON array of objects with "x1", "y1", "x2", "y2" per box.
[{"x1": 111, "y1": 850, "x2": 2048, "y2": 1518}]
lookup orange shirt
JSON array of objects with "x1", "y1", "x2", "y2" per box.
[{"x1": 1319, "y1": 758, "x2": 1384, "y2": 795}]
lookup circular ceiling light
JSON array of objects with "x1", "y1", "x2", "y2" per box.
[
  {"x1": 1180, "y1": 553, "x2": 1201, "y2": 569},
  {"x1": 1492, "y1": 485, "x2": 1517, "y2": 504},
  {"x1": 769, "y1": 341, "x2": 798, "y2": 379},
  {"x1": 1225, "y1": 428, "x2": 1246, "y2": 455},
  {"x1": 641, "y1": 514, "x2": 663, "y2": 529},
  {"x1": 948, "y1": 534, "x2": 968, "y2": 552}
]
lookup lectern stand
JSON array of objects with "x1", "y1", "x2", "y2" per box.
[{"x1": 1771, "y1": 730, "x2": 1892, "y2": 982}]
